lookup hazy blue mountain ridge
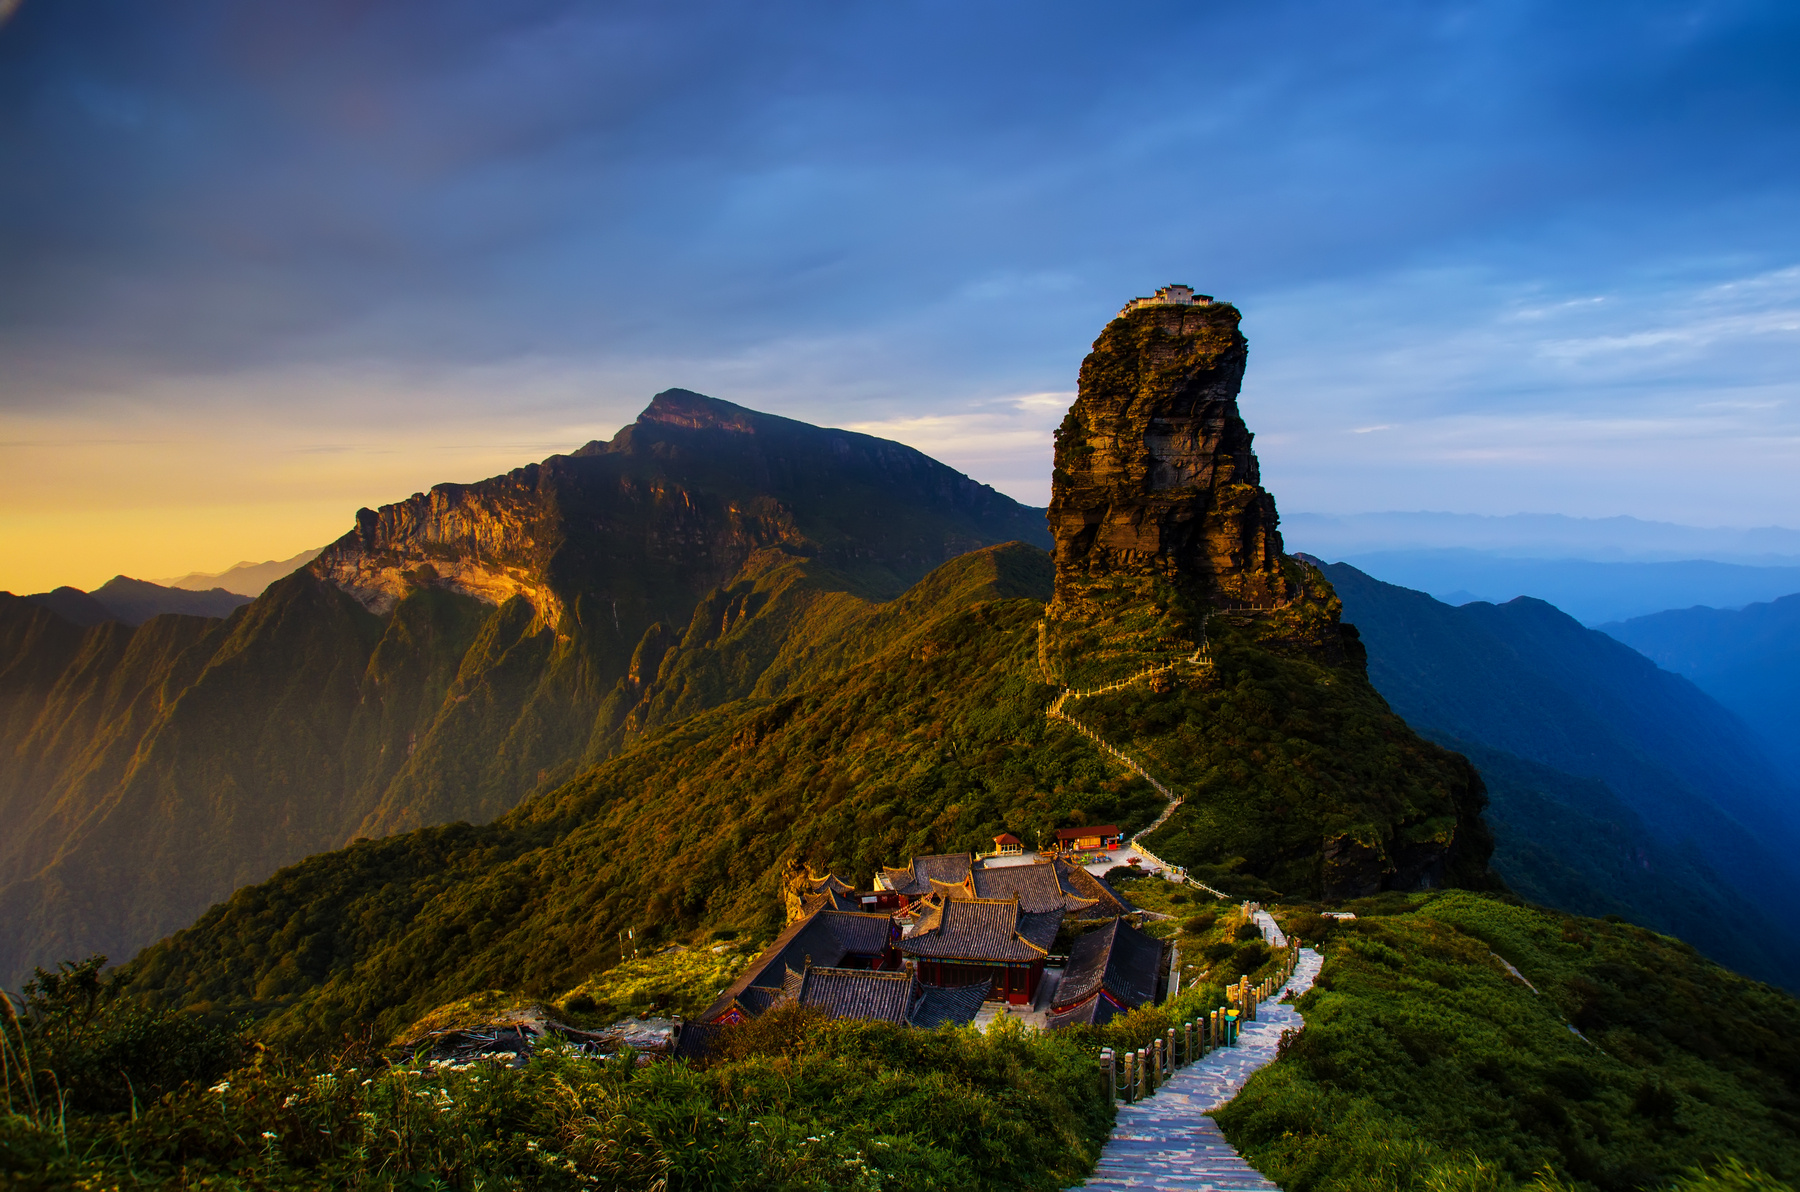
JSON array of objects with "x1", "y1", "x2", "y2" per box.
[
  {"x1": 1602, "y1": 594, "x2": 1800, "y2": 776},
  {"x1": 1323, "y1": 549, "x2": 1800, "y2": 624},
  {"x1": 1323, "y1": 561, "x2": 1800, "y2": 988}
]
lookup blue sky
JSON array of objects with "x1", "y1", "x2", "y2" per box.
[{"x1": 3, "y1": 0, "x2": 1799, "y2": 589}]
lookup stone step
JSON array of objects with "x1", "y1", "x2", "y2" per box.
[{"x1": 1066, "y1": 947, "x2": 1324, "y2": 1191}]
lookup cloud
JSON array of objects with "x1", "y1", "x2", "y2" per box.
[{"x1": 4, "y1": 0, "x2": 1800, "y2": 585}]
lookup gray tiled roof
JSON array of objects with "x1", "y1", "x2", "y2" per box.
[
  {"x1": 881, "y1": 853, "x2": 974, "y2": 896},
  {"x1": 794, "y1": 967, "x2": 914, "y2": 1025},
  {"x1": 910, "y1": 981, "x2": 990, "y2": 1028},
  {"x1": 801, "y1": 888, "x2": 860, "y2": 916},
  {"x1": 1055, "y1": 859, "x2": 1137, "y2": 917},
  {"x1": 1018, "y1": 908, "x2": 1065, "y2": 951},
  {"x1": 1046, "y1": 996, "x2": 1103, "y2": 1030},
  {"x1": 898, "y1": 896, "x2": 1058, "y2": 962},
  {"x1": 975, "y1": 860, "x2": 1104, "y2": 915},
  {"x1": 1051, "y1": 917, "x2": 1164, "y2": 1013},
  {"x1": 700, "y1": 909, "x2": 896, "y2": 1022}
]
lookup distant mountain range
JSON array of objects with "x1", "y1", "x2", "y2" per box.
[
  {"x1": 157, "y1": 549, "x2": 323, "y2": 596},
  {"x1": 1324, "y1": 561, "x2": 1800, "y2": 988},
  {"x1": 1286, "y1": 510, "x2": 1800, "y2": 562},
  {"x1": 1320, "y1": 549, "x2": 1800, "y2": 624},
  {"x1": 1603, "y1": 594, "x2": 1800, "y2": 776},
  {"x1": 23, "y1": 576, "x2": 252, "y2": 625}
]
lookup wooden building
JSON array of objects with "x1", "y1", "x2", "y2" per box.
[
  {"x1": 701, "y1": 908, "x2": 898, "y2": 1024},
  {"x1": 1052, "y1": 824, "x2": 1122, "y2": 854},
  {"x1": 1046, "y1": 916, "x2": 1165, "y2": 1028},
  {"x1": 897, "y1": 894, "x2": 1063, "y2": 1005}
]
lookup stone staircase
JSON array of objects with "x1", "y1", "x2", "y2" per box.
[{"x1": 1072, "y1": 913, "x2": 1323, "y2": 1191}]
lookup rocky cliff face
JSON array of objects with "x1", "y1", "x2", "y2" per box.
[
  {"x1": 313, "y1": 388, "x2": 1041, "y2": 632},
  {"x1": 1047, "y1": 299, "x2": 1290, "y2": 616}
]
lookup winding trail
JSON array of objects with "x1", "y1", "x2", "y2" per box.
[
  {"x1": 1073, "y1": 912, "x2": 1322, "y2": 1191},
  {"x1": 1038, "y1": 617, "x2": 1212, "y2": 848}
]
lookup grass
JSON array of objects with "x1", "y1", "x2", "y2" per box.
[
  {"x1": 1216, "y1": 891, "x2": 1800, "y2": 1192},
  {"x1": 2, "y1": 1008, "x2": 1110, "y2": 1191}
]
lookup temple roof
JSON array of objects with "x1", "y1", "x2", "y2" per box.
[
  {"x1": 899, "y1": 895, "x2": 1060, "y2": 962},
  {"x1": 930, "y1": 875, "x2": 975, "y2": 900},
  {"x1": 1054, "y1": 858, "x2": 1137, "y2": 918},
  {"x1": 1051, "y1": 917, "x2": 1164, "y2": 1013},
  {"x1": 910, "y1": 981, "x2": 990, "y2": 1028},
  {"x1": 792, "y1": 967, "x2": 915, "y2": 1025},
  {"x1": 879, "y1": 852, "x2": 974, "y2": 896},
  {"x1": 973, "y1": 860, "x2": 1102, "y2": 915},
  {"x1": 800, "y1": 888, "x2": 860, "y2": 916},
  {"x1": 701, "y1": 908, "x2": 895, "y2": 1022},
  {"x1": 1046, "y1": 996, "x2": 1103, "y2": 1030}
]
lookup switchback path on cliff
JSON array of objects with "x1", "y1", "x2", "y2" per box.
[
  {"x1": 1038, "y1": 618, "x2": 1212, "y2": 846},
  {"x1": 1072, "y1": 912, "x2": 1320, "y2": 1192}
]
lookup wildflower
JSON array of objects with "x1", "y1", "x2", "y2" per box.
[{"x1": 208, "y1": 1081, "x2": 231, "y2": 1094}]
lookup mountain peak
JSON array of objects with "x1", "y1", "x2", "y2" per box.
[
  {"x1": 636, "y1": 388, "x2": 766, "y2": 434},
  {"x1": 1047, "y1": 295, "x2": 1289, "y2": 615}
]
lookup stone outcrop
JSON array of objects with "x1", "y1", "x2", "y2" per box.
[{"x1": 1047, "y1": 297, "x2": 1291, "y2": 616}]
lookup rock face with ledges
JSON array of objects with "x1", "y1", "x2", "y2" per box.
[{"x1": 1048, "y1": 300, "x2": 1290, "y2": 617}]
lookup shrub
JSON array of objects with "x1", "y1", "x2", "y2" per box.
[
  {"x1": 1103, "y1": 866, "x2": 1142, "y2": 887},
  {"x1": 5, "y1": 956, "x2": 242, "y2": 1116},
  {"x1": 1234, "y1": 921, "x2": 1264, "y2": 942},
  {"x1": 4, "y1": 1002, "x2": 1112, "y2": 1191},
  {"x1": 1183, "y1": 912, "x2": 1218, "y2": 935},
  {"x1": 1225, "y1": 942, "x2": 1270, "y2": 978}
]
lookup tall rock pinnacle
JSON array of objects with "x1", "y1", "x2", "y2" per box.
[{"x1": 1047, "y1": 289, "x2": 1291, "y2": 617}]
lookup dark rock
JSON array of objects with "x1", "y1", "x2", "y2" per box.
[{"x1": 1048, "y1": 300, "x2": 1290, "y2": 616}]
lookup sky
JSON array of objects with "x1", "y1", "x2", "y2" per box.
[{"x1": 4, "y1": 0, "x2": 1800, "y2": 592}]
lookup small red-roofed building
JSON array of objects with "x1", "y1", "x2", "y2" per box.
[{"x1": 1052, "y1": 824, "x2": 1122, "y2": 854}]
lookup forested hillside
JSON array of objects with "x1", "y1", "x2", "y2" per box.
[
  {"x1": 1603, "y1": 593, "x2": 1800, "y2": 774},
  {"x1": 123, "y1": 539, "x2": 1494, "y2": 1051},
  {"x1": 1324, "y1": 562, "x2": 1800, "y2": 988}
]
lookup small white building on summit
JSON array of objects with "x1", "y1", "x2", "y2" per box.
[{"x1": 1118, "y1": 284, "x2": 1214, "y2": 318}]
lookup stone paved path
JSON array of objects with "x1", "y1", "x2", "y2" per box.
[{"x1": 1072, "y1": 925, "x2": 1323, "y2": 1190}]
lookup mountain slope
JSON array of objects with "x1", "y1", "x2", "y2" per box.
[
  {"x1": 125, "y1": 540, "x2": 1490, "y2": 1051},
  {"x1": 1323, "y1": 561, "x2": 1800, "y2": 986},
  {"x1": 1602, "y1": 593, "x2": 1800, "y2": 774},
  {"x1": 121, "y1": 298, "x2": 1494, "y2": 1049},
  {"x1": 0, "y1": 392, "x2": 1051, "y2": 988}
]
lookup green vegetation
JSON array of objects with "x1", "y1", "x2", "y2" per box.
[
  {"x1": 118, "y1": 543, "x2": 1489, "y2": 1055},
  {"x1": 3, "y1": 1007, "x2": 1108, "y2": 1190},
  {"x1": 1218, "y1": 891, "x2": 1800, "y2": 1191},
  {"x1": 553, "y1": 944, "x2": 754, "y2": 1026},
  {"x1": 1, "y1": 956, "x2": 242, "y2": 1118},
  {"x1": 1087, "y1": 610, "x2": 1493, "y2": 896}
]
